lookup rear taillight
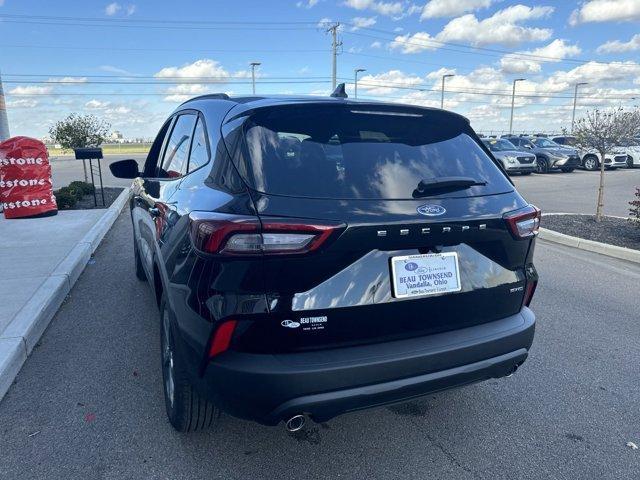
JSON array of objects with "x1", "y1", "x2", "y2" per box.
[
  {"x1": 208, "y1": 320, "x2": 237, "y2": 358},
  {"x1": 189, "y1": 212, "x2": 343, "y2": 255},
  {"x1": 503, "y1": 205, "x2": 541, "y2": 239}
]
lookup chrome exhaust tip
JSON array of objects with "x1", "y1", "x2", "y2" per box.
[{"x1": 285, "y1": 415, "x2": 306, "y2": 432}]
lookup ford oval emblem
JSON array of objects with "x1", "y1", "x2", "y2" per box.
[{"x1": 417, "y1": 204, "x2": 446, "y2": 216}]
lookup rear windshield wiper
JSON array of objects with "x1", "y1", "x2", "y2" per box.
[{"x1": 413, "y1": 176, "x2": 487, "y2": 198}]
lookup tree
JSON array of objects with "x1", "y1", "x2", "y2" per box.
[
  {"x1": 571, "y1": 107, "x2": 640, "y2": 221},
  {"x1": 49, "y1": 114, "x2": 110, "y2": 151}
]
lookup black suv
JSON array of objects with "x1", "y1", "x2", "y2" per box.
[{"x1": 110, "y1": 90, "x2": 539, "y2": 432}]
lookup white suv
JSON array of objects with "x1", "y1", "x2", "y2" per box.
[{"x1": 552, "y1": 136, "x2": 628, "y2": 171}]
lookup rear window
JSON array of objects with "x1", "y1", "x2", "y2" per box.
[{"x1": 233, "y1": 105, "x2": 512, "y2": 199}]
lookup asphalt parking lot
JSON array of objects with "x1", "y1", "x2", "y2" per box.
[
  {"x1": 0, "y1": 208, "x2": 639, "y2": 479},
  {"x1": 50, "y1": 154, "x2": 640, "y2": 217}
]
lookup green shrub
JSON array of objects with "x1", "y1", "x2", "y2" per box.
[
  {"x1": 630, "y1": 187, "x2": 640, "y2": 228},
  {"x1": 68, "y1": 180, "x2": 95, "y2": 195},
  {"x1": 54, "y1": 190, "x2": 77, "y2": 209},
  {"x1": 56, "y1": 186, "x2": 83, "y2": 200}
]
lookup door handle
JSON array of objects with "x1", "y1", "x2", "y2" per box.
[{"x1": 149, "y1": 207, "x2": 161, "y2": 217}]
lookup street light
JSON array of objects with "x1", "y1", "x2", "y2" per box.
[
  {"x1": 509, "y1": 78, "x2": 526, "y2": 135},
  {"x1": 571, "y1": 82, "x2": 588, "y2": 132},
  {"x1": 354, "y1": 68, "x2": 366, "y2": 99},
  {"x1": 250, "y1": 62, "x2": 261, "y2": 95},
  {"x1": 440, "y1": 74, "x2": 455, "y2": 109}
]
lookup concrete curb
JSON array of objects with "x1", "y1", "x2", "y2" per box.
[
  {"x1": 539, "y1": 227, "x2": 640, "y2": 264},
  {"x1": 0, "y1": 188, "x2": 131, "y2": 401}
]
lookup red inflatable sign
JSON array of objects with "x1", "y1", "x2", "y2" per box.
[{"x1": 0, "y1": 136, "x2": 58, "y2": 219}]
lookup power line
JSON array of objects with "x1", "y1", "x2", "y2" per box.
[
  {"x1": 0, "y1": 43, "x2": 330, "y2": 54},
  {"x1": 0, "y1": 18, "x2": 318, "y2": 31},
  {"x1": 0, "y1": 13, "x2": 321, "y2": 25}
]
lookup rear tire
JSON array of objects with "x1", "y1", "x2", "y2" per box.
[
  {"x1": 536, "y1": 157, "x2": 549, "y2": 174},
  {"x1": 134, "y1": 240, "x2": 147, "y2": 281},
  {"x1": 160, "y1": 297, "x2": 220, "y2": 432}
]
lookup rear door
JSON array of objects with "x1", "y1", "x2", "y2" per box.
[{"x1": 224, "y1": 104, "x2": 535, "y2": 353}]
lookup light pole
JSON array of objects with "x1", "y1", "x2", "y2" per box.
[
  {"x1": 571, "y1": 82, "x2": 588, "y2": 132},
  {"x1": 354, "y1": 68, "x2": 366, "y2": 99},
  {"x1": 250, "y1": 62, "x2": 261, "y2": 95},
  {"x1": 440, "y1": 74, "x2": 455, "y2": 109},
  {"x1": 509, "y1": 78, "x2": 525, "y2": 135}
]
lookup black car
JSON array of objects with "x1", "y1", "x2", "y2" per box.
[{"x1": 110, "y1": 89, "x2": 539, "y2": 433}]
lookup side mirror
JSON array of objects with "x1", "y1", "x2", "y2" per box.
[{"x1": 109, "y1": 159, "x2": 140, "y2": 179}]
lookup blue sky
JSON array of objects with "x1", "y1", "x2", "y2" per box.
[{"x1": 1, "y1": 0, "x2": 639, "y2": 139}]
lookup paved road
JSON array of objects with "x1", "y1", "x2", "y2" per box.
[
  {"x1": 50, "y1": 155, "x2": 640, "y2": 217},
  {"x1": 50, "y1": 154, "x2": 145, "y2": 189},
  {"x1": 512, "y1": 168, "x2": 640, "y2": 217},
  {"x1": 1, "y1": 210, "x2": 638, "y2": 479}
]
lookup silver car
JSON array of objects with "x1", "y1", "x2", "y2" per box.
[
  {"x1": 504, "y1": 136, "x2": 581, "y2": 173},
  {"x1": 482, "y1": 138, "x2": 536, "y2": 175}
]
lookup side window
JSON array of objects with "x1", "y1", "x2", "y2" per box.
[
  {"x1": 188, "y1": 117, "x2": 210, "y2": 172},
  {"x1": 160, "y1": 114, "x2": 196, "y2": 178},
  {"x1": 143, "y1": 119, "x2": 173, "y2": 177}
]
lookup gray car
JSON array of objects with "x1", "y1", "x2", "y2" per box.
[
  {"x1": 481, "y1": 138, "x2": 536, "y2": 175},
  {"x1": 503, "y1": 136, "x2": 581, "y2": 174}
]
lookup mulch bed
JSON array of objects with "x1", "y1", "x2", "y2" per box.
[
  {"x1": 67, "y1": 187, "x2": 124, "y2": 210},
  {"x1": 542, "y1": 214, "x2": 640, "y2": 251}
]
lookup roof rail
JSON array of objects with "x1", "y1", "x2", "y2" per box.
[{"x1": 179, "y1": 93, "x2": 231, "y2": 106}]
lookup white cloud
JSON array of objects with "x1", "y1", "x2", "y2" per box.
[
  {"x1": 104, "y1": 2, "x2": 121, "y2": 15},
  {"x1": 356, "y1": 69, "x2": 424, "y2": 95},
  {"x1": 436, "y1": 5, "x2": 554, "y2": 46},
  {"x1": 104, "y1": 2, "x2": 136, "y2": 16},
  {"x1": 421, "y1": 0, "x2": 495, "y2": 19},
  {"x1": 48, "y1": 77, "x2": 89, "y2": 84},
  {"x1": 85, "y1": 99, "x2": 111, "y2": 109},
  {"x1": 6, "y1": 99, "x2": 38, "y2": 109},
  {"x1": 155, "y1": 59, "x2": 250, "y2": 102},
  {"x1": 351, "y1": 16, "x2": 377, "y2": 30},
  {"x1": 296, "y1": 0, "x2": 320, "y2": 8},
  {"x1": 390, "y1": 32, "x2": 439, "y2": 53},
  {"x1": 370, "y1": 40, "x2": 383, "y2": 48},
  {"x1": 390, "y1": 5, "x2": 555, "y2": 54},
  {"x1": 99, "y1": 65, "x2": 135, "y2": 76},
  {"x1": 569, "y1": 0, "x2": 640, "y2": 25},
  {"x1": 500, "y1": 39, "x2": 582, "y2": 74},
  {"x1": 155, "y1": 59, "x2": 235, "y2": 80},
  {"x1": 597, "y1": 34, "x2": 640, "y2": 53},
  {"x1": 8, "y1": 85, "x2": 54, "y2": 95},
  {"x1": 342, "y1": 0, "x2": 405, "y2": 17},
  {"x1": 425, "y1": 67, "x2": 457, "y2": 80}
]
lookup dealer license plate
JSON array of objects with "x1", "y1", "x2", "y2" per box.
[{"x1": 390, "y1": 252, "x2": 461, "y2": 299}]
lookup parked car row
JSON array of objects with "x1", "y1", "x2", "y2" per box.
[{"x1": 479, "y1": 134, "x2": 640, "y2": 175}]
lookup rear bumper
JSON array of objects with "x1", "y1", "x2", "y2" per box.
[{"x1": 196, "y1": 308, "x2": 536, "y2": 425}]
